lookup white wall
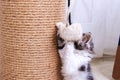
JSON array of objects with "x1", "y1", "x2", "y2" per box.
[
  {"x1": 71, "y1": 0, "x2": 120, "y2": 57},
  {"x1": 104, "y1": 0, "x2": 120, "y2": 55}
]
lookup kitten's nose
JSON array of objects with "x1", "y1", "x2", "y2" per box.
[{"x1": 66, "y1": 42, "x2": 74, "y2": 51}]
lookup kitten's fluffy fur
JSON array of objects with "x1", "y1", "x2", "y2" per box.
[
  {"x1": 57, "y1": 33, "x2": 94, "y2": 80},
  {"x1": 56, "y1": 0, "x2": 94, "y2": 79}
]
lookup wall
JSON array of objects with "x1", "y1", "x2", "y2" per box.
[{"x1": 71, "y1": 0, "x2": 120, "y2": 57}]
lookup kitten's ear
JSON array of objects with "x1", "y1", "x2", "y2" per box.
[
  {"x1": 89, "y1": 32, "x2": 92, "y2": 34},
  {"x1": 82, "y1": 32, "x2": 91, "y2": 43}
]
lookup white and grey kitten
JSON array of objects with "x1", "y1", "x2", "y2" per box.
[{"x1": 57, "y1": 33, "x2": 94, "y2": 80}]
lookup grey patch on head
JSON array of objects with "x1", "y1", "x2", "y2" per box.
[
  {"x1": 88, "y1": 38, "x2": 94, "y2": 51},
  {"x1": 84, "y1": 33, "x2": 95, "y2": 54}
]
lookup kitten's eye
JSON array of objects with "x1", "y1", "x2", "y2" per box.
[
  {"x1": 78, "y1": 44, "x2": 82, "y2": 47},
  {"x1": 57, "y1": 35, "x2": 64, "y2": 42},
  {"x1": 74, "y1": 41, "x2": 84, "y2": 50},
  {"x1": 79, "y1": 43, "x2": 83, "y2": 46},
  {"x1": 57, "y1": 35, "x2": 65, "y2": 49}
]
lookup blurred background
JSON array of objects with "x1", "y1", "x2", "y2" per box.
[
  {"x1": 69, "y1": 0, "x2": 120, "y2": 80},
  {"x1": 70, "y1": 0, "x2": 120, "y2": 57}
]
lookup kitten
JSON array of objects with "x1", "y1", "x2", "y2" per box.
[{"x1": 57, "y1": 33, "x2": 94, "y2": 80}]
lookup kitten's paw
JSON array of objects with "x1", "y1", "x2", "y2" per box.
[{"x1": 56, "y1": 22, "x2": 65, "y2": 29}]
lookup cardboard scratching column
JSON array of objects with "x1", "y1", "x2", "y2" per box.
[{"x1": 0, "y1": 0, "x2": 65, "y2": 80}]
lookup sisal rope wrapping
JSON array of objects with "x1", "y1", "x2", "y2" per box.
[{"x1": 0, "y1": 0, "x2": 66, "y2": 80}]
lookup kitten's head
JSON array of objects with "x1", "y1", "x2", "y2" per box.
[{"x1": 74, "y1": 32, "x2": 95, "y2": 54}]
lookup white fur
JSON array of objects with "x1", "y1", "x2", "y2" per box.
[
  {"x1": 56, "y1": 22, "x2": 83, "y2": 41},
  {"x1": 58, "y1": 42, "x2": 92, "y2": 80}
]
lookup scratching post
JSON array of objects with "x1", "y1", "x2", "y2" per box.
[
  {"x1": 0, "y1": 0, "x2": 65, "y2": 80},
  {"x1": 113, "y1": 37, "x2": 120, "y2": 80}
]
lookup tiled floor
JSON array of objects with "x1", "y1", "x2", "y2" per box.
[{"x1": 91, "y1": 56, "x2": 115, "y2": 80}]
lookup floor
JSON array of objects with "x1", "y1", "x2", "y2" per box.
[{"x1": 91, "y1": 56, "x2": 115, "y2": 80}]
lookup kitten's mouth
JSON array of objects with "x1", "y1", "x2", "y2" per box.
[
  {"x1": 66, "y1": 40, "x2": 82, "y2": 44},
  {"x1": 88, "y1": 56, "x2": 92, "y2": 58}
]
